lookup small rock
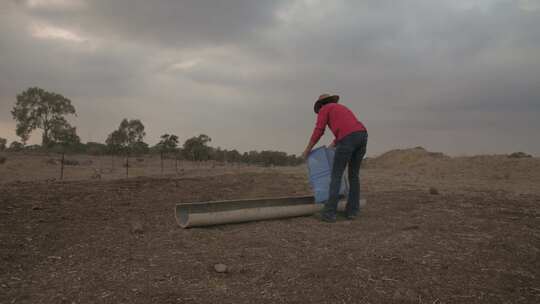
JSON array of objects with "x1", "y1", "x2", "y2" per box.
[
  {"x1": 91, "y1": 169, "x2": 102, "y2": 180},
  {"x1": 131, "y1": 221, "x2": 144, "y2": 234},
  {"x1": 31, "y1": 204, "x2": 43, "y2": 210},
  {"x1": 429, "y1": 187, "x2": 439, "y2": 195},
  {"x1": 214, "y1": 263, "x2": 228, "y2": 273},
  {"x1": 402, "y1": 225, "x2": 420, "y2": 231}
]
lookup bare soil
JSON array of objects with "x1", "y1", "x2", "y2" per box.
[{"x1": 1, "y1": 149, "x2": 539, "y2": 303}]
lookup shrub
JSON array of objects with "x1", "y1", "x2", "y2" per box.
[{"x1": 8, "y1": 141, "x2": 24, "y2": 151}]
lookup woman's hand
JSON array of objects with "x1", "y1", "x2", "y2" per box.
[
  {"x1": 302, "y1": 141, "x2": 316, "y2": 159},
  {"x1": 301, "y1": 149, "x2": 311, "y2": 159}
]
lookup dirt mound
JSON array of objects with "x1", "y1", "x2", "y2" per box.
[
  {"x1": 363, "y1": 148, "x2": 540, "y2": 194},
  {"x1": 366, "y1": 146, "x2": 449, "y2": 169},
  {"x1": 508, "y1": 152, "x2": 532, "y2": 158}
]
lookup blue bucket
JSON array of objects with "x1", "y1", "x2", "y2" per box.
[{"x1": 307, "y1": 146, "x2": 349, "y2": 203}]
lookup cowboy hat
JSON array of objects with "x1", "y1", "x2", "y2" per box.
[{"x1": 314, "y1": 93, "x2": 339, "y2": 113}]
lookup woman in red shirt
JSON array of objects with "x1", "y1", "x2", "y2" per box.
[{"x1": 302, "y1": 94, "x2": 368, "y2": 222}]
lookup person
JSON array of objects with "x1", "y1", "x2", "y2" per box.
[{"x1": 302, "y1": 94, "x2": 368, "y2": 222}]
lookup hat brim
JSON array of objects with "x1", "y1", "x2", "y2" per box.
[{"x1": 314, "y1": 95, "x2": 340, "y2": 113}]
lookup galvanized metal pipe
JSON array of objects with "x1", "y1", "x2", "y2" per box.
[{"x1": 175, "y1": 195, "x2": 366, "y2": 228}]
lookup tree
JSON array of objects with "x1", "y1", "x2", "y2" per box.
[
  {"x1": 226, "y1": 149, "x2": 242, "y2": 163},
  {"x1": 156, "y1": 134, "x2": 179, "y2": 173},
  {"x1": 242, "y1": 152, "x2": 250, "y2": 164},
  {"x1": 118, "y1": 119, "x2": 146, "y2": 150},
  {"x1": 47, "y1": 123, "x2": 81, "y2": 179},
  {"x1": 11, "y1": 87, "x2": 76, "y2": 145},
  {"x1": 183, "y1": 134, "x2": 212, "y2": 161},
  {"x1": 105, "y1": 130, "x2": 123, "y2": 171},
  {"x1": 213, "y1": 147, "x2": 225, "y2": 162},
  {"x1": 105, "y1": 119, "x2": 146, "y2": 177},
  {"x1": 105, "y1": 129, "x2": 125, "y2": 154},
  {"x1": 105, "y1": 119, "x2": 146, "y2": 153},
  {"x1": 248, "y1": 150, "x2": 260, "y2": 164},
  {"x1": 49, "y1": 120, "x2": 81, "y2": 150},
  {"x1": 0, "y1": 138, "x2": 7, "y2": 151},
  {"x1": 156, "y1": 134, "x2": 179, "y2": 153}
]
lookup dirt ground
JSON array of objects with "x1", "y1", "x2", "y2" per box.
[{"x1": 0, "y1": 149, "x2": 539, "y2": 303}]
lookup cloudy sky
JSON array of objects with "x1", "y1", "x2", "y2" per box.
[{"x1": 1, "y1": 0, "x2": 539, "y2": 156}]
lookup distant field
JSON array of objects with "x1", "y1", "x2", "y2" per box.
[{"x1": 0, "y1": 152, "x2": 302, "y2": 183}]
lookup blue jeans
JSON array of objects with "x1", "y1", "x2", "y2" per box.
[{"x1": 323, "y1": 131, "x2": 368, "y2": 217}]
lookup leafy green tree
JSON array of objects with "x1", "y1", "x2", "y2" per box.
[
  {"x1": 105, "y1": 130, "x2": 124, "y2": 154},
  {"x1": 226, "y1": 149, "x2": 242, "y2": 163},
  {"x1": 105, "y1": 119, "x2": 146, "y2": 176},
  {"x1": 156, "y1": 134, "x2": 179, "y2": 153},
  {"x1": 155, "y1": 134, "x2": 179, "y2": 173},
  {"x1": 213, "y1": 147, "x2": 225, "y2": 162},
  {"x1": 0, "y1": 138, "x2": 7, "y2": 151},
  {"x1": 241, "y1": 152, "x2": 250, "y2": 163},
  {"x1": 105, "y1": 119, "x2": 146, "y2": 153},
  {"x1": 49, "y1": 120, "x2": 80, "y2": 148},
  {"x1": 11, "y1": 87, "x2": 76, "y2": 145},
  {"x1": 248, "y1": 150, "x2": 260, "y2": 164},
  {"x1": 119, "y1": 119, "x2": 146, "y2": 149},
  {"x1": 183, "y1": 134, "x2": 212, "y2": 161},
  {"x1": 105, "y1": 130, "x2": 124, "y2": 170}
]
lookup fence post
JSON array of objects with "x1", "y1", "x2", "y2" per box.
[
  {"x1": 125, "y1": 152, "x2": 129, "y2": 178},
  {"x1": 161, "y1": 152, "x2": 164, "y2": 175},
  {"x1": 60, "y1": 151, "x2": 65, "y2": 180},
  {"x1": 100, "y1": 152, "x2": 103, "y2": 173}
]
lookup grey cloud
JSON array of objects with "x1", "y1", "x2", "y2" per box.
[
  {"x1": 20, "y1": 0, "x2": 289, "y2": 48},
  {"x1": 0, "y1": 0, "x2": 539, "y2": 156}
]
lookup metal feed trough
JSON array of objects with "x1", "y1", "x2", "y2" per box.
[
  {"x1": 175, "y1": 146, "x2": 365, "y2": 228},
  {"x1": 175, "y1": 195, "x2": 365, "y2": 228}
]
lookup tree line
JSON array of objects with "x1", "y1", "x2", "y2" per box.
[{"x1": 0, "y1": 87, "x2": 303, "y2": 167}]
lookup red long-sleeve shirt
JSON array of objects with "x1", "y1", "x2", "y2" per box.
[{"x1": 309, "y1": 103, "x2": 366, "y2": 146}]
